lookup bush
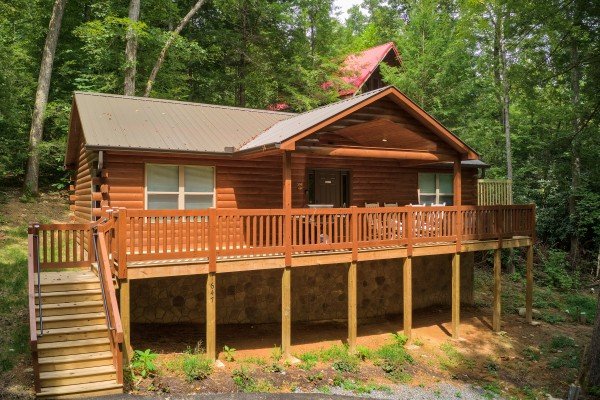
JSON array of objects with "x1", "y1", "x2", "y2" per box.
[
  {"x1": 182, "y1": 354, "x2": 213, "y2": 382},
  {"x1": 375, "y1": 336, "x2": 414, "y2": 382},
  {"x1": 543, "y1": 250, "x2": 573, "y2": 289},
  {"x1": 130, "y1": 349, "x2": 158, "y2": 378},
  {"x1": 332, "y1": 355, "x2": 359, "y2": 373}
]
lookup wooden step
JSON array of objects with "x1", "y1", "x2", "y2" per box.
[
  {"x1": 37, "y1": 381, "x2": 122, "y2": 399},
  {"x1": 37, "y1": 301, "x2": 104, "y2": 317},
  {"x1": 40, "y1": 365, "x2": 116, "y2": 388},
  {"x1": 38, "y1": 338, "x2": 110, "y2": 357},
  {"x1": 38, "y1": 325, "x2": 108, "y2": 343},
  {"x1": 41, "y1": 279, "x2": 100, "y2": 293},
  {"x1": 38, "y1": 351, "x2": 113, "y2": 372},
  {"x1": 38, "y1": 289, "x2": 102, "y2": 304},
  {"x1": 37, "y1": 313, "x2": 106, "y2": 329}
]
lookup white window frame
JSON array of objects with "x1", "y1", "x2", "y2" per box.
[
  {"x1": 145, "y1": 164, "x2": 216, "y2": 210},
  {"x1": 417, "y1": 173, "x2": 453, "y2": 205}
]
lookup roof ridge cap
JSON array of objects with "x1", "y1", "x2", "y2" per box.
[{"x1": 73, "y1": 91, "x2": 296, "y2": 116}]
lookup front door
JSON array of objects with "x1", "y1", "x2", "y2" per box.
[{"x1": 315, "y1": 170, "x2": 342, "y2": 207}]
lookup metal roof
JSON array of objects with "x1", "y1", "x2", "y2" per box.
[
  {"x1": 73, "y1": 91, "x2": 293, "y2": 154},
  {"x1": 240, "y1": 87, "x2": 390, "y2": 151}
]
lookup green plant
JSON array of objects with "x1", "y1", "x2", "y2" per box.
[
  {"x1": 355, "y1": 345, "x2": 375, "y2": 360},
  {"x1": 333, "y1": 375, "x2": 391, "y2": 394},
  {"x1": 483, "y1": 381, "x2": 501, "y2": 398},
  {"x1": 223, "y1": 345, "x2": 236, "y2": 362},
  {"x1": 298, "y1": 351, "x2": 318, "y2": 370},
  {"x1": 306, "y1": 371, "x2": 324, "y2": 382},
  {"x1": 182, "y1": 354, "x2": 213, "y2": 382},
  {"x1": 413, "y1": 338, "x2": 424, "y2": 347},
  {"x1": 523, "y1": 346, "x2": 541, "y2": 361},
  {"x1": 543, "y1": 250, "x2": 573, "y2": 289},
  {"x1": 318, "y1": 385, "x2": 332, "y2": 394},
  {"x1": 270, "y1": 345, "x2": 282, "y2": 361},
  {"x1": 240, "y1": 356, "x2": 267, "y2": 366},
  {"x1": 264, "y1": 362, "x2": 284, "y2": 373},
  {"x1": 391, "y1": 332, "x2": 409, "y2": 346},
  {"x1": 130, "y1": 349, "x2": 158, "y2": 378},
  {"x1": 318, "y1": 344, "x2": 349, "y2": 361},
  {"x1": 550, "y1": 335, "x2": 576, "y2": 350},
  {"x1": 375, "y1": 338, "x2": 414, "y2": 382},
  {"x1": 232, "y1": 366, "x2": 274, "y2": 392},
  {"x1": 332, "y1": 355, "x2": 359, "y2": 373}
]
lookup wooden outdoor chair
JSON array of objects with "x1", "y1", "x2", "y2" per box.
[
  {"x1": 384, "y1": 202, "x2": 398, "y2": 207},
  {"x1": 365, "y1": 202, "x2": 380, "y2": 208}
]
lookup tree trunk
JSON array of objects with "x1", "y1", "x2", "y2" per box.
[
  {"x1": 124, "y1": 0, "x2": 141, "y2": 96},
  {"x1": 581, "y1": 290, "x2": 600, "y2": 391},
  {"x1": 23, "y1": 0, "x2": 68, "y2": 196},
  {"x1": 143, "y1": 0, "x2": 206, "y2": 97},
  {"x1": 569, "y1": 1, "x2": 582, "y2": 270}
]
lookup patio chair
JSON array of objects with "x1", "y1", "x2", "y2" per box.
[
  {"x1": 384, "y1": 202, "x2": 398, "y2": 207},
  {"x1": 365, "y1": 202, "x2": 380, "y2": 208}
]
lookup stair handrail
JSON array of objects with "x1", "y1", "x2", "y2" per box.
[
  {"x1": 92, "y1": 217, "x2": 124, "y2": 384},
  {"x1": 27, "y1": 224, "x2": 41, "y2": 392}
]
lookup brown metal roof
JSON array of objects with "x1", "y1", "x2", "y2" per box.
[
  {"x1": 72, "y1": 91, "x2": 293, "y2": 154},
  {"x1": 240, "y1": 87, "x2": 390, "y2": 151}
]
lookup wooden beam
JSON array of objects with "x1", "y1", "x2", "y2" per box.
[
  {"x1": 281, "y1": 266, "x2": 292, "y2": 358},
  {"x1": 492, "y1": 249, "x2": 501, "y2": 332},
  {"x1": 525, "y1": 245, "x2": 533, "y2": 323},
  {"x1": 454, "y1": 159, "x2": 462, "y2": 252},
  {"x1": 206, "y1": 272, "x2": 216, "y2": 360},
  {"x1": 403, "y1": 257, "x2": 413, "y2": 340},
  {"x1": 347, "y1": 261, "x2": 357, "y2": 353},
  {"x1": 451, "y1": 253, "x2": 460, "y2": 339},
  {"x1": 283, "y1": 151, "x2": 292, "y2": 267},
  {"x1": 119, "y1": 279, "x2": 132, "y2": 361},
  {"x1": 296, "y1": 146, "x2": 455, "y2": 162}
]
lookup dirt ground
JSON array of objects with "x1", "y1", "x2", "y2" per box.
[{"x1": 132, "y1": 305, "x2": 593, "y2": 399}]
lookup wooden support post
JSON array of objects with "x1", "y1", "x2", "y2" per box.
[
  {"x1": 453, "y1": 158, "x2": 462, "y2": 252},
  {"x1": 348, "y1": 261, "x2": 357, "y2": 353},
  {"x1": 403, "y1": 257, "x2": 413, "y2": 340},
  {"x1": 525, "y1": 245, "x2": 533, "y2": 323},
  {"x1": 120, "y1": 279, "x2": 132, "y2": 361},
  {"x1": 492, "y1": 249, "x2": 501, "y2": 332},
  {"x1": 451, "y1": 253, "x2": 460, "y2": 339},
  {"x1": 206, "y1": 272, "x2": 217, "y2": 360},
  {"x1": 281, "y1": 266, "x2": 292, "y2": 358}
]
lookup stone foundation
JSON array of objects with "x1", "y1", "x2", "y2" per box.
[{"x1": 130, "y1": 253, "x2": 474, "y2": 325}]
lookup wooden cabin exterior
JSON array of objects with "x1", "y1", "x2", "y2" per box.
[{"x1": 28, "y1": 86, "x2": 535, "y2": 398}]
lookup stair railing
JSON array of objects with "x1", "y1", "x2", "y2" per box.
[{"x1": 27, "y1": 225, "x2": 41, "y2": 393}]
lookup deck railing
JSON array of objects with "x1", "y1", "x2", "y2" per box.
[
  {"x1": 478, "y1": 179, "x2": 513, "y2": 205},
  {"x1": 117, "y1": 204, "x2": 535, "y2": 267}
]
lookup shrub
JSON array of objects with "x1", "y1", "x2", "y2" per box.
[
  {"x1": 223, "y1": 345, "x2": 236, "y2": 362},
  {"x1": 550, "y1": 335, "x2": 576, "y2": 350},
  {"x1": 182, "y1": 354, "x2": 213, "y2": 382},
  {"x1": 130, "y1": 349, "x2": 157, "y2": 378},
  {"x1": 543, "y1": 250, "x2": 573, "y2": 289},
  {"x1": 332, "y1": 355, "x2": 359, "y2": 373}
]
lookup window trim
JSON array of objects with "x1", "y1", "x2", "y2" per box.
[
  {"x1": 145, "y1": 164, "x2": 216, "y2": 210},
  {"x1": 418, "y1": 173, "x2": 453, "y2": 205}
]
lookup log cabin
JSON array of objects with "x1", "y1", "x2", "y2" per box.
[{"x1": 27, "y1": 85, "x2": 534, "y2": 398}]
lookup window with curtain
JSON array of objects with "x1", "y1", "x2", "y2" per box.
[
  {"x1": 418, "y1": 173, "x2": 453, "y2": 205},
  {"x1": 146, "y1": 164, "x2": 215, "y2": 210}
]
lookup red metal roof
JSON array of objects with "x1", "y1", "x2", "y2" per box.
[{"x1": 326, "y1": 42, "x2": 400, "y2": 96}]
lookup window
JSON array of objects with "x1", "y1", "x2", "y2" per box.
[
  {"x1": 146, "y1": 164, "x2": 215, "y2": 210},
  {"x1": 418, "y1": 173, "x2": 454, "y2": 206}
]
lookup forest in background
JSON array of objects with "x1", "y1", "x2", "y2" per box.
[{"x1": 0, "y1": 0, "x2": 599, "y2": 269}]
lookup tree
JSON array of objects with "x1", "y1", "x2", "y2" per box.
[
  {"x1": 581, "y1": 290, "x2": 600, "y2": 391},
  {"x1": 124, "y1": 0, "x2": 141, "y2": 96},
  {"x1": 144, "y1": 0, "x2": 206, "y2": 97},
  {"x1": 23, "y1": 0, "x2": 68, "y2": 195}
]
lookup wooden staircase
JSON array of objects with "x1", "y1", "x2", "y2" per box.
[{"x1": 34, "y1": 270, "x2": 123, "y2": 399}]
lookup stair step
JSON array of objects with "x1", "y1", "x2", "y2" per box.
[
  {"x1": 38, "y1": 351, "x2": 113, "y2": 372},
  {"x1": 38, "y1": 338, "x2": 110, "y2": 357},
  {"x1": 40, "y1": 365, "x2": 116, "y2": 388},
  {"x1": 38, "y1": 325, "x2": 108, "y2": 343},
  {"x1": 37, "y1": 381, "x2": 122, "y2": 399},
  {"x1": 37, "y1": 301, "x2": 104, "y2": 316},
  {"x1": 41, "y1": 280, "x2": 100, "y2": 293},
  {"x1": 37, "y1": 289, "x2": 102, "y2": 304},
  {"x1": 37, "y1": 312, "x2": 106, "y2": 329}
]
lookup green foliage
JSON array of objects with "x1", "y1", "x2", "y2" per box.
[
  {"x1": 542, "y1": 250, "x2": 574, "y2": 290},
  {"x1": 298, "y1": 351, "x2": 319, "y2": 370},
  {"x1": 181, "y1": 354, "x2": 213, "y2": 382},
  {"x1": 222, "y1": 345, "x2": 236, "y2": 362},
  {"x1": 550, "y1": 335, "x2": 576, "y2": 350},
  {"x1": 332, "y1": 355, "x2": 359, "y2": 373},
  {"x1": 332, "y1": 375, "x2": 392, "y2": 394},
  {"x1": 231, "y1": 366, "x2": 274, "y2": 393},
  {"x1": 374, "y1": 334, "x2": 414, "y2": 382},
  {"x1": 130, "y1": 349, "x2": 158, "y2": 378},
  {"x1": 523, "y1": 346, "x2": 541, "y2": 361}
]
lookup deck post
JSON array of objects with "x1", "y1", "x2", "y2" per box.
[
  {"x1": 453, "y1": 158, "x2": 462, "y2": 251},
  {"x1": 525, "y1": 245, "x2": 533, "y2": 323},
  {"x1": 492, "y1": 249, "x2": 501, "y2": 332},
  {"x1": 206, "y1": 272, "x2": 217, "y2": 360},
  {"x1": 347, "y1": 261, "x2": 357, "y2": 352},
  {"x1": 119, "y1": 279, "x2": 132, "y2": 361},
  {"x1": 282, "y1": 151, "x2": 293, "y2": 358},
  {"x1": 403, "y1": 257, "x2": 413, "y2": 340},
  {"x1": 451, "y1": 253, "x2": 460, "y2": 339},
  {"x1": 281, "y1": 266, "x2": 292, "y2": 357}
]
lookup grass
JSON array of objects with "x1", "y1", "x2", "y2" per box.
[
  {"x1": 297, "y1": 351, "x2": 318, "y2": 370},
  {"x1": 164, "y1": 352, "x2": 214, "y2": 381},
  {"x1": 232, "y1": 366, "x2": 275, "y2": 393},
  {"x1": 332, "y1": 375, "x2": 392, "y2": 394},
  {"x1": 439, "y1": 342, "x2": 475, "y2": 371},
  {"x1": 0, "y1": 223, "x2": 30, "y2": 372}
]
